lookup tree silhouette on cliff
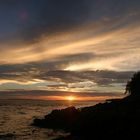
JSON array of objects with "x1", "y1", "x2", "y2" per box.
[{"x1": 125, "y1": 72, "x2": 140, "y2": 97}]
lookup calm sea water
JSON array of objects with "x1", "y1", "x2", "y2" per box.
[{"x1": 0, "y1": 99, "x2": 99, "y2": 140}]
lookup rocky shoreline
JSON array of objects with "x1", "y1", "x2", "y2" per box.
[{"x1": 32, "y1": 96, "x2": 140, "y2": 139}]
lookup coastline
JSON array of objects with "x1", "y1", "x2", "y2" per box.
[{"x1": 33, "y1": 95, "x2": 140, "y2": 139}]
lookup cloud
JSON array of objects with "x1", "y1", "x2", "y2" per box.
[
  {"x1": 0, "y1": 21, "x2": 140, "y2": 69},
  {"x1": 0, "y1": 0, "x2": 140, "y2": 69},
  {"x1": 0, "y1": 0, "x2": 139, "y2": 94},
  {"x1": 0, "y1": 0, "x2": 18, "y2": 7},
  {"x1": 20, "y1": 0, "x2": 93, "y2": 42},
  {"x1": 39, "y1": 70, "x2": 134, "y2": 85},
  {"x1": 21, "y1": 0, "x2": 140, "y2": 42},
  {"x1": 0, "y1": 59, "x2": 134, "y2": 92},
  {"x1": 0, "y1": 0, "x2": 139, "y2": 42},
  {"x1": 0, "y1": 52, "x2": 94, "y2": 73}
]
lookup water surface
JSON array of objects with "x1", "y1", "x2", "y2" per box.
[{"x1": 0, "y1": 99, "x2": 98, "y2": 140}]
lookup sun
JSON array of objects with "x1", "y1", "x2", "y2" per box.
[{"x1": 65, "y1": 96, "x2": 76, "y2": 101}]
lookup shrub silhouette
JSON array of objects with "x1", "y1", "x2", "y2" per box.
[{"x1": 125, "y1": 72, "x2": 140, "y2": 97}]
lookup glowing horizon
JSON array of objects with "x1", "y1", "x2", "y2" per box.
[{"x1": 0, "y1": 92, "x2": 123, "y2": 101}]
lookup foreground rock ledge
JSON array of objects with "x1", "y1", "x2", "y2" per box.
[{"x1": 32, "y1": 96, "x2": 140, "y2": 139}]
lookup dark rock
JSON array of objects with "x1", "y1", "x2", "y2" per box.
[
  {"x1": 33, "y1": 106, "x2": 80, "y2": 131},
  {"x1": 33, "y1": 97, "x2": 140, "y2": 139}
]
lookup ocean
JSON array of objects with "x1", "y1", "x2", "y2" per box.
[{"x1": 0, "y1": 99, "x2": 99, "y2": 140}]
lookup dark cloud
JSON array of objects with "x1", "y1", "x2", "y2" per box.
[
  {"x1": 21, "y1": 0, "x2": 140, "y2": 42},
  {"x1": 0, "y1": 45, "x2": 134, "y2": 85},
  {"x1": 0, "y1": 0, "x2": 139, "y2": 42},
  {"x1": 21, "y1": 0, "x2": 93, "y2": 42},
  {"x1": 38, "y1": 70, "x2": 134, "y2": 86},
  {"x1": 0, "y1": 0, "x2": 18, "y2": 7},
  {"x1": 0, "y1": 52, "x2": 94, "y2": 74},
  {"x1": 0, "y1": 59, "x2": 134, "y2": 87}
]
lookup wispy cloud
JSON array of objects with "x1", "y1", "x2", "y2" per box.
[
  {"x1": 0, "y1": 0, "x2": 139, "y2": 95},
  {"x1": 0, "y1": 62, "x2": 134, "y2": 92}
]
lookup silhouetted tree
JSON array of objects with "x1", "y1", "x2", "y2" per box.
[{"x1": 125, "y1": 72, "x2": 140, "y2": 97}]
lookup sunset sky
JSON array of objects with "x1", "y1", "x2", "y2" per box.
[{"x1": 0, "y1": 0, "x2": 140, "y2": 100}]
